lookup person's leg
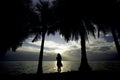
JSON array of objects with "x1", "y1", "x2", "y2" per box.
[{"x1": 57, "y1": 66, "x2": 61, "y2": 73}]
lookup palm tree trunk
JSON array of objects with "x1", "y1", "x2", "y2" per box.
[
  {"x1": 37, "y1": 31, "x2": 46, "y2": 76},
  {"x1": 111, "y1": 27, "x2": 120, "y2": 59},
  {"x1": 79, "y1": 34, "x2": 92, "y2": 72}
]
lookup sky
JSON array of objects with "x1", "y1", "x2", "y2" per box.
[{"x1": 0, "y1": 31, "x2": 118, "y2": 61}]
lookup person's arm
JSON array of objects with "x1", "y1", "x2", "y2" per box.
[{"x1": 56, "y1": 56, "x2": 58, "y2": 60}]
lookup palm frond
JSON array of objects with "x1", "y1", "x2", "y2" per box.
[{"x1": 32, "y1": 33, "x2": 40, "y2": 42}]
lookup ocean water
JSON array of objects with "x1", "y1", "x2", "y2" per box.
[{"x1": 0, "y1": 61, "x2": 120, "y2": 75}]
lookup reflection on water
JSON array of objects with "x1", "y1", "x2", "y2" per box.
[
  {"x1": 0, "y1": 61, "x2": 38, "y2": 74},
  {"x1": 0, "y1": 61, "x2": 120, "y2": 75},
  {"x1": 43, "y1": 61, "x2": 80, "y2": 73}
]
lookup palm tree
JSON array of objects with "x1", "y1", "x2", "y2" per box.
[
  {"x1": 54, "y1": 0, "x2": 97, "y2": 71},
  {"x1": 91, "y1": 0, "x2": 120, "y2": 59},
  {"x1": 54, "y1": 0, "x2": 120, "y2": 71},
  {"x1": 31, "y1": 0, "x2": 58, "y2": 75}
]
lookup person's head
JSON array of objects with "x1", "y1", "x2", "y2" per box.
[{"x1": 57, "y1": 53, "x2": 61, "y2": 56}]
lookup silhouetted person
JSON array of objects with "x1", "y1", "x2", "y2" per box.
[{"x1": 56, "y1": 53, "x2": 62, "y2": 72}]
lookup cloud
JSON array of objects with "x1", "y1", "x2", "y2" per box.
[
  {"x1": 17, "y1": 46, "x2": 40, "y2": 53},
  {"x1": 0, "y1": 50, "x2": 39, "y2": 61},
  {"x1": 1, "y1": 31, "x2": 118, "y2": 61},
  {"x1": 22, "y1": 42, "x2": 40, "y2": 49},
  {"x1": 102, "y1": 36, "x2": 114, "y2": 43},
  {"x1": 99, "y1": 46, "x2": 110, "y2": 51},
  {"x1": 86, "y1": 33, "x2": 116, "y2": 53},
  {"x1": 19, "y1": 33, "x2": 118, "y2": 61}
]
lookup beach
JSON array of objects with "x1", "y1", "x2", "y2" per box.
[{"x1": 0, "y1": 71, "x2": 120, "y2": 80}]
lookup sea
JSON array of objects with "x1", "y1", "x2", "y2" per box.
[{"x1": 0, "y1": 61, "x2": 120, "y2": 75}]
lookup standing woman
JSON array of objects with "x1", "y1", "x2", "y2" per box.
[{"x1": 56, "y1": 53, "x2": 63, "y2": 72}]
